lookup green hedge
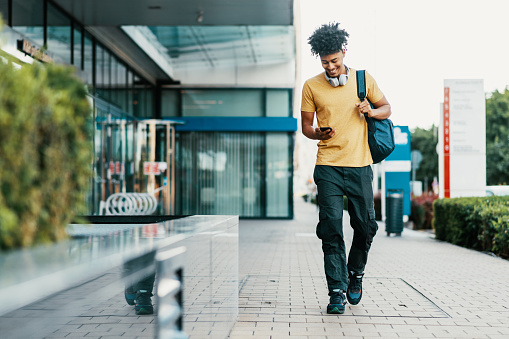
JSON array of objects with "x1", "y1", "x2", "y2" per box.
[
  {"x1": 0, "y1": 55, "x2": 92, "y2": 249},
  {"x1": 433, "y1": 196, "x2": 509, "y2": 257}
]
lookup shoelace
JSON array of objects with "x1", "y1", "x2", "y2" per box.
[{"x1": 330, "y1": 293, "x2": 346, "y2": 304}]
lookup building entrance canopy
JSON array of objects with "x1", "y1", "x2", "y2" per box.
[{"x1": 51, "y1": 0, "x2": 295, "y2": 80}]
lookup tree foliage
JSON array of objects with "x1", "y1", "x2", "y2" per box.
[
  {"x1": 0, "y1": 59, "x2": 92, "y2": 249},
  {"x1": 486, "y1": 88, "x2": 509, "y2": 185},
  {"x1": 410, "y1": 126, "x2": 438, "y2": 191}
]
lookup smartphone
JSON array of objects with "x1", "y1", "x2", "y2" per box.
[{"x1": 320, "y1": 127, "x2": 332, "y2": 132}]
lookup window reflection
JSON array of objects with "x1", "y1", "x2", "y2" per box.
[
  {"x1": 96, "y1": 45, "x2": 111, "y2": 101},
  {"x1": 134, "y1": 77, "x2": 154, "y2": 118},
  {"x1": 73, "y1": 26, "x2": 82, "y2": 69},
  {"x1": 47, "y1": 2, "x2": 71, "y2": 64},
  {"x1": 182, "y1": 89, "x2": 263, "y2": 117},
  {"x1": 266, "y1": 133, "x2": 290, "y2": 217},
  {"x1": 116, "y1": 62, "x2": 127, "y2": 111},
  {"x1": 161, "y1": 90, "x2": 179, "y2": 117},
  {"x1": 177, "y1": 132, "x2": 292, "y2": 217},
  {"x1": 11, "y1": 0, "x2": 44, "y2": 47},
  {"x1": 83, "y1": 33, "x2": 93, "y2": 89},
  {"x1": 178, "y1": 133, "x2": 260, "y2": 216},
  {"x1": 198, "y1": 151, "x2": 227, "y2": 171},
  {"x1": 0, "y1": 1, "x2": 9, "y2": 22},
  {"x1": 127, "y1": 70, "x2": 134, "y2": 116},
  {"x1": 266, "y1": 90, "x2": 291, "y2": 117},
  {"x1": 165, "y1": 88, "x2": 292, "y2": 118}
]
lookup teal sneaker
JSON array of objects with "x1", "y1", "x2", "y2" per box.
[
  {"x1": 124, "y1": 287, "x2": 136, "y2": 306},
  {"x1": 134, "y1": 290, "x2": 154, "y2": 315},
  {"x1": 347, "y1": 272, "x2": 364, "y2": 305},
  {"x1": 327, "y1": 289, "x2": 346, "y2": 314}
]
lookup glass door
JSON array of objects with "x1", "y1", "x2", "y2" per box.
[
  {"x1": 91, "y1": 98, "x2": 135, "y2": 215},
  {"x1": 135, "y1": 120, "x2": 176, "y2": 215},
  {"x1": 107, "y1": 117, "x2": 126, "y2": 195}
]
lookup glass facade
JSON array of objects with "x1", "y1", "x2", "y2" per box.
[
  {"x1": 95, "y1": 44, "x2": 108, "y2": 99},
  {"x1": 83, "y1": 32, "x2": 93, "y2": 87},
  {"x1": 1, "y1": 1, "x2": 160, "y2": 215},
  {"x1": 92, "y1": 99, "x2": 176, "y2": 215},
  {"x1": 0, "y1": 1, "x2": 7, "y2": 22},
  {"x1": 126, "y1": 70, "x2": 134, "y2": 116},
  {"x1": 182, "y1": 89, "x2": 264, "y2": 117},
  {"x1": 176, "y1": 132, "x2": 292, "y2": 218},
  {"x1": 72, "y1": 25, "x2": 82, "y2": 68},
  {"x1": 162, "y1": 88, "x2": 293, "y2": 118},
  {"x1": 92, "y1": 99, "x2": 136, "y2": 209},
  {"x1": 147, "y1": 25, "x2": 295, "y2": 69},
  {"x1": 133, "y1": 78, "x2": 154, "y2": 119},
  {"x1": 11, "y1": 0, "x2": 44, "y2": 47},
  {"x1": 161, "y1": 89, "x2": 179, "y2": 117},
  {"x1": 47, "y1": 2, "x2": 71, "y2": 64},
  {"x1": 266, "y1": 89, "x2": 291, "y2": 117},
  {"x1": 1, "y1": 1, "x2": 295, "y2": 218},
  {"x1": 266, "y1": 133, "x2": 291, "y2": 217}
]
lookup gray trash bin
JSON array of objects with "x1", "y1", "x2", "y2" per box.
[{"x1": 386, "y1": 189, "x2": 403, "y2": 236}]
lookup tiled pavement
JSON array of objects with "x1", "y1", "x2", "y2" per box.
[
  {"x1": 3, "y1": 198, "x2": 509, "y2": 338},
  {"x1": 229, "y1": 199, "x2": 509, "y2": 339},
  {"x1": 0, "y1": 267, "x2": 157, "y2": 339}
]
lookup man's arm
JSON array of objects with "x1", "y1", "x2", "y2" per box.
[
  {"x1": 301, "y1": 111, "x2": 336, "y2": 140},
  {"x1": 355, "y1": 96, "x2": 391, "y2": 120}
]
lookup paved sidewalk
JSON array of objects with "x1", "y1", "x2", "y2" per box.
[{"x1": 229, "y1": 199, "x2": 509, "y2": 339}]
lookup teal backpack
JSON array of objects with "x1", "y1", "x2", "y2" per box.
[{"x1": 356, "y1": 70, "x2": 395, "y2": 164}]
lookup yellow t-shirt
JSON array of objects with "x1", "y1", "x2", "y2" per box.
[{"x1": 301, "y1": 69, "x2": 385, "y2": 167}]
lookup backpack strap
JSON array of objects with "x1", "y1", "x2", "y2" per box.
[
  {"x1": 356, "y1": 70, "x2": 375, "y2": 131},
  {"x1": 356, "y1": 70, "x2": 367, "y2": 102}
]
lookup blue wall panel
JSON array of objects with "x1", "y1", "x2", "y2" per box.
[
  {"x1": 169, "y1": 117, "x2": 298, "y2": 132},
  {"x1": 384, "y1": 126, "x2": 411, "y2": 216}
]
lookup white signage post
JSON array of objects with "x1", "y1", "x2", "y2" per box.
[{"x1": 440, "y1": 79, "x2": 486, "y2": 198}]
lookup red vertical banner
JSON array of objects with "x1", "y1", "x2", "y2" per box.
[{"x1": 443, "y1": 87, "x2": 450, "y2": 198}]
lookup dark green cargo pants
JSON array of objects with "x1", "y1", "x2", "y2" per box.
[{"x1": 313, "y1": 165, "x2": 378, "y2": 292}]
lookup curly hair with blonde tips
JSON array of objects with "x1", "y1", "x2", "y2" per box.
[{"x1": 308, "y1": 22, "x2": 349, "y2": 57}]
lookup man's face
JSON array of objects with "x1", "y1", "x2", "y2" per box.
[{"x1": 320, "y1": 50, "x2": 345, "y2": 78}]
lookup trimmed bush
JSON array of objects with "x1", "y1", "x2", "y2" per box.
[
  {"x1": 433, "y1": 196, "x2": 509, "y2": 257},
  {"x1": 0, "y1": 56, "x2": 92, "y2": 249}
]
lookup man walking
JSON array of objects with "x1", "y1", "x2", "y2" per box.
[{"x1": 301, "y1": 22, "x2": 391, "y2": 314}]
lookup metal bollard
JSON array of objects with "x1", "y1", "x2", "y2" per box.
[{"x1": 155, "y1": 246, "x2": 188, "y2": 339}]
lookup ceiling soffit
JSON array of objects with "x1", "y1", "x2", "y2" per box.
[{"x1": 52, "y1": 0, "x2": 293, "y2": 26}]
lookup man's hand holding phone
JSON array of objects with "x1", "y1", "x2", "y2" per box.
[{"x1": 315, "y1": 126, "x2": 335, "y2": 140}]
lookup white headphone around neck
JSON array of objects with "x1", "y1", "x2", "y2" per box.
[{"x1": 325, "y1": 65, "x2": 350, "y2": 87}]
